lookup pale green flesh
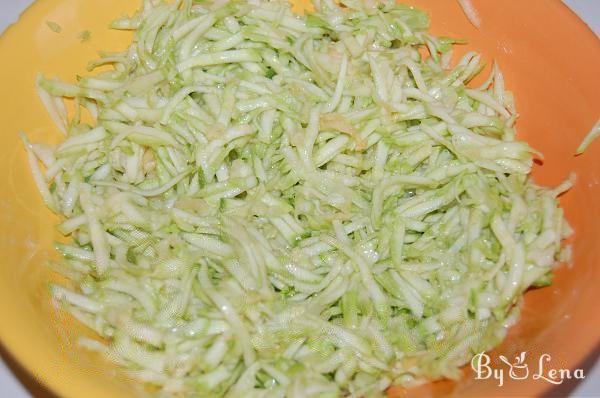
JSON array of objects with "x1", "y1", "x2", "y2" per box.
[{"x1": 24, "y1": 0, "x2": 572, "y2": 397}]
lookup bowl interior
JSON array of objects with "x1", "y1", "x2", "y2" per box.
[{"x1": 0, "y1": 1, "x2": 598, "y2": 397}]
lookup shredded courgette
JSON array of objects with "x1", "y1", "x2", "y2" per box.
[{"x1": 24, "y1": 1, "x2": 572, "y2": 396}]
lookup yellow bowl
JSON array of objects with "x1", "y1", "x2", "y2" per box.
[{"x1": 0, "y1": 1, "x2": 598, "y2": 397}]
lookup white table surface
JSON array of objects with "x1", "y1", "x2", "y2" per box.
[{"x1": 0, "y1": 1, "x2": 598, "y2": 397}]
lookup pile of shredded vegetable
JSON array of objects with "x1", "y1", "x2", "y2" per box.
[{"x1": 23, "y1": 0, "x2": 574, "y2": 396}]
